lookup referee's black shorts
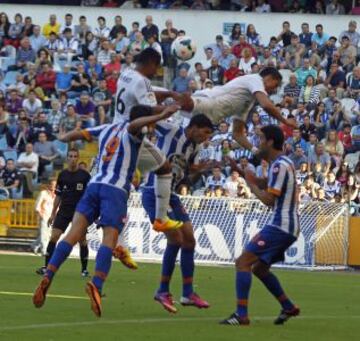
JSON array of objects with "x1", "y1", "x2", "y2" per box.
[{"x1": 53, "y1": 211, "x2": 75, "y2": 232}]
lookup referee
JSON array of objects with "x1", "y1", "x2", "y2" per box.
[{"x1": 36, "y1": 148, "x2": 91, "y2": 276}]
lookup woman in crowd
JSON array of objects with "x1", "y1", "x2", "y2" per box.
[
  {"x1": 322, "y1": 130, "x2": 345, "y2": 169},
  {"x1": 298, "y1": 75, "x2": 320, "y2": 111},
  {"x1": 239, "y1": 47, "x2": 256, "y2": 74},
  {"x1": 312, "y1": 102, "x2": 328, "y2": 140},
  {"x1": 229, "y1": 23, "x2": 241, "y2": 46}
]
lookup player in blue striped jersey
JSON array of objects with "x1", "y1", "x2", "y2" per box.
[
  {"x1": 141, "y1": 114, "x2": 213, "y2": 313},
  {"x1": 221, "y1": 125, "x2": 300, "y2": 326},
  {"x1": 33, "y1": 104, "x2": 180, "y2": 317}
]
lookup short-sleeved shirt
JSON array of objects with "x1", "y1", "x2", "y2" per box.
[
  {"x1": 308, "y1": 151, "x2": 331, "y2": 171},
  {"x1": 113, "y1": 68, "x2": 157, "y2": 124},
  {"x1": 267, "y1": 155, "x2": 299, "y2": 237},
  {"x1": 1, "y1": 168, "x2": 21, "y2": 187},
  {"x1": 329, "y1": 70, "x2": 346, "y2": 87},
  {"x1": 55, "y1": 169, "x2": 91, "y2": 214}
]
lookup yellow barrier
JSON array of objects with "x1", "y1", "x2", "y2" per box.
[
  {"x1": 9, "y1": 199, "x2": 37, "y2": 229},
  {"x1": 348, "y1": 217, "x2": 360, "y2": 266}
]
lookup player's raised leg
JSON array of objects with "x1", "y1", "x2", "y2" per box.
[{"x1": 32, "y1": 211, "x2": 89, "y2": 308}]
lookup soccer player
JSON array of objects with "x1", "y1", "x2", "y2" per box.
[
  {"x1": 221, "y1": 125, "x2": 300, "y2": 326},
  {"x1": 114, "y1": 47, "x2": 183, "y2": 232},
  {"x1": 177, "y1": 67, "x2": 297, "y2": 154},
  {"x1": 32, "y1": 104, "x2": 180, "y2": 317},
  {"x1": 35, "y1": 148, "x2": 91, "y2": 277},
  {"x1": 141, "y1": 114, "x2": 213, "y2": 313}
]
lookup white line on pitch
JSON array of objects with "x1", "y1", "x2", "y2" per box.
[
  {"x1": 1, "y1": 316, "x2": 360, "y2": 332},
  {"x1": 0, "y1": 291, "x2": 87, "y2": 300}
]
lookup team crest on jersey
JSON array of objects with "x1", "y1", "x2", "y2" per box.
[
  {"x1": 257, "y1": 240, "x2": 266, "y2": 247},
  {"x1": 76, "y1": 183, "x2": 84, "y2": 191}
]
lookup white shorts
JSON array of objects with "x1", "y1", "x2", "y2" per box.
[
  {"x1": 190, "y1": 91, "x2": 254, "y2": 124},
  {"x1": 136, "y1": 137, "x2": 166, "y2": 174}
]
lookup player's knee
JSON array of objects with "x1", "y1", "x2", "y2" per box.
[
  {"x1": 235, "y1": 254, "x2": 252, "y2": 271},
  {"x1": 155, "y1": 160, "x2": 172, "y2": 175}
]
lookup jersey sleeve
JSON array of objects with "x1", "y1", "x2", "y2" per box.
[
  {"x1": 155, "y1": 121, "x2": 178, "y2": 137},
  {"x1": 80, "y1": 124, "x2": 109, "y2": 142},
  {"x1": 267, "y1": 163, "x2": 287, "y2": 197},
  {"x1": 134, "y1": 79, "x2": 157, "y2": 107}
]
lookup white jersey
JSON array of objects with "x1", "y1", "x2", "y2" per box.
[
  {"x1": 267, "y1": 155, "x2": 300, "y2": 237},
  {"x1": 191, "y1": 74, "x2": 267, "y2": 124},
  {"x1": 113, "y1": 68, "x2": 157, "y2": 124}
]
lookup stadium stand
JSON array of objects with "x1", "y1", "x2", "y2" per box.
[{"x1": 0, "y1": 1, "x2": 359, "y2": 253}]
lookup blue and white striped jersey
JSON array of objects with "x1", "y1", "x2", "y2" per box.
[
  {"x1": 267, "y1": 155, "x2": 300, "y2": 237},
  {"x1": 82, "y1": 123, "x2": 143, "y2": 193},
  {"x1": 143, "y1": 121, "x2": 197, "y2": 188}
]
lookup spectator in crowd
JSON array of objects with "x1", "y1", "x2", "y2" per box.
[
  {"x1": 93, "y1": 16, "x2": 110, "y2": 39},
  {"x1": 300, "y1": 114, "x2": 317, "y2": 141},
  {"x1": 338, "y1": 35, "x2": 357, "y2": 74},
  {"x1": 60, "y1": 13, "x2": 74, "y2": 35},
  {"x1": 109, "y1": 15, "x2": 127, "y2": 41},
  {"x1": 56, "y1": 64, "x2": 73, "y2": 93},
  {"x1": 36, "y1": 62, "x2": 56, "y2": 96},
  {"x1": 290, "y1": 145, "x2": 308, "y2": 170},
  {"x1": 17, "y1": 142, "x2": 39, "y2": 196},
  {"x1": 298, "y1": 75, "x2": 320, "y2": 110},
  {"x1": 311, "y1": 24, "x2": 330, "y2": 48},
  {"x1": 322, "y1": 129, "x2": 345, "y2": 168},
  {"x1": 33, "y1": 132, "x2": 58, "y2": 178},
  {"x1": 14, "y1": 37, "x2": 36, "y2": 72},
  {"x1": 47, "y1": 99, "x2": 63, "y2": 135},
  {"x1": 31, "y1": 111, "x2": 54, "y2": 141},
  {"x1": 69, "y1": 63, "x2": 91, "y2": 97},
  {"x1": 141, "y1": 15, "x2": 159, "y2": 41},
  {"x1": 308, "y1": 142, "x2": 331, "y2": 174},
  {"x1": 0, "y1": 158, "x2": 22, "y2": 198},
  {"x1": 97, "y1": 39, "x2": 115, "y2": 66},
  {"x1": 59, "y1": 104, "x2": 81, "y2": 134},
  {"x1": 326, "y1": 0, "x2": 345, "y2": 15},
  {"x1": 22, "y1": 90, "x2": 42, "y2": 118},
  {"x1": 57, "y1": 28, "x2": 78, "y2": 63},
  {"x1": 172, "y1": 68, "x2": 192, "y2": 93},
  {"x1": 42, "y1": 14, "x2": 60, "y2": 39},
  {"x1": 324, "y1": 63, "x2": 346, "y2": 99},
  {"x1": 295, "y1": 58, "x2": 317, "y2": 87},
  {"x1": 205, "y1": 166, "x2": 226, "y2": 190},
  {"x1": 75, "y1": 91, "x2": 96, "y2": 128},
  {"x1": 208, "y1": 57, "x2": 225, "y2": 85},
  {"x1": 29, "y1": 25, "x2": 47, "y2": 53}
]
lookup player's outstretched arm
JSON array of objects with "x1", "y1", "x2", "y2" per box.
[
  {"x1": 255, "y1": 92, "x2": 297, "y2": 128},
  {"x1": 58, "y1": 130, "x2": 88, "y2": 143},
  {"x1": 127, "y1": 105, "x2": 180, "y2": 135}
]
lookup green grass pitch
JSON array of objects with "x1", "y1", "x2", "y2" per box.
[{"x1": 0, "y1": 254, "x2": 359, "y2": 340}]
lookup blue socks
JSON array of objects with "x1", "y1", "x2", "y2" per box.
[
  {"x1": 158, "y1": 244, "x2": 180, "y2": 293},
  {"x1": 92, "y1": 245, "x2": 113, "y2": 293},
  {"x1": 46, "y1": 241, "x2": 73, "y2": 280},
  {"x1": 236, "y1": 271, "x2": 252, "y2": 318},
  {"x1": 181, "y1": 248, "x2": 195, "y2": 297},
  {"x1": 259, "y1": 272, "x2": 294, "y2": 311}
]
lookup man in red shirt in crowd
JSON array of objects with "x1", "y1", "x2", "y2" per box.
[
  {"x1": 338, "y1": 123, "x2": 353, "y2": 153},
  {"x1": 36, "y1": 62, "x2": 56, "y2": 96},
  {"x1": 232, "y1": 35, "x2": 257, "y2": 59}
]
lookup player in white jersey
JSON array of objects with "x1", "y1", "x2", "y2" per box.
[
  {"x1": 33, "y1": 104, "x2": 180, "y2": 316},
  {"x1": 141, "y1": 114, "x2": 214, "y2": 313},
  {"x1": 114, "y1": 48, "x2": 183, "y2": 233},
  {"x1": 178, "y1": 67, "x2": 297, "y2": 154},
  {"x1": 221, "y1": 125, "x2": 300, "y2": 326}
]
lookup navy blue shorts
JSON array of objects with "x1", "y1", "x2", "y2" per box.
[
  {"x1": 76, "y1": 183, "x2": 128, "y2": 232},
  {"x1": 245, "y1": 225, "x2": 297, "y2": 265},
  {"x1": 141, "y1": 188, "x2": 190, "y2": 224}
]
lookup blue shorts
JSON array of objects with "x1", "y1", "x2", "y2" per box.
[
  {"x1": 245, "y1": 225, "x2": 297, "y2": 265},
  {"x1": 76, "y1": 183, "x2": 128, "y2": 232},
  {"x1": 141, "y1": 187, "x2": 190, "y2": 224}
]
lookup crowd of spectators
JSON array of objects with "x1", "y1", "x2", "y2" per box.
[
  {"x1": 2, "y1": 1, "x2": 360, "y2": 15},
  {"x1": 0, "y1": 9, "x2": 359, "y2": 215}
]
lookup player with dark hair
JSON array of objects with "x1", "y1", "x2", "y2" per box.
[
  {"x1": 114, "y1": 47, "x2": 184, "y2": 234},
  {"x1": 177, "y1": 67, "x2": 296, "y2": 154},
  {"x1": 141, "y1": 114, "x2": 214, "y2": 313},
  {"x1": 36, "y1": 148, "x2": 91, "y2": 277},
  {"x1": 221, "y1": 125, "x2": 300, "y2": 326},
  {"x1": 32, "y1": 104, "x2": 180, "y2": 317}
]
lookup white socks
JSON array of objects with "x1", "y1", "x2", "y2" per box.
[{"x1": 155, "y1": 173, "x2": 172, "y2": 221}]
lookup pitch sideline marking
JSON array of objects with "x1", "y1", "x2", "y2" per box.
[
  {"x1": 1, "y1": 315, "x2": 360, "y2": 332},
  {"x1": 0, "y1": 291, "x2": 87, "y2": 300}
]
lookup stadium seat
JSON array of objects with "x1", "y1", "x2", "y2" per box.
[
  {"x1": 3, "y1": 71, "x2": 17, "y2": 86},
  {"x1": 3, "y1": 150, "x2": 17, "y2": 162},
  {"x1": 53, "y1": 140, "x2": 68, "y2": 159},
  {"x1": 0, "y1": 136, "x2": 8, "y2": 150}
]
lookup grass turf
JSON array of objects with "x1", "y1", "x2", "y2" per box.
[{"x1": 0, "y1": 254, "x2": 359, "y2": 341}]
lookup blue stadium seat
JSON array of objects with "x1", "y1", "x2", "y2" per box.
[
  {"x1": 0, "y1": 136, "x2": 8, "y2": 150},
  {"x1": 3, "y1": 149, "x2": 17, "y2": 161},
  {"x1": 53, "y1": 140, "x2": 68, "y2": 159},
  {"x1": 0, "y1": 57, "x2": 16, "y2": 72},
  {"x1": 3, "y1": 71, "x2": 18, "y2": 86}
]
